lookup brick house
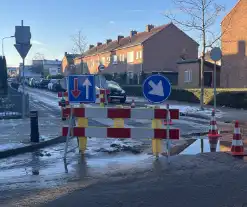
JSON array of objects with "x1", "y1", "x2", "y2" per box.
[
  {"x1": 74, "y1": 23, "x2": 198, "y2": 84},
  {"x1": 61, "y1": 52, "x2": 80, "y2": 76},
  {"x1": 221, "y1": 0, "x2": 247, "y2": 88},
  {"x1": 177, "y1": 59, "x2": 221, "y2": 88}
]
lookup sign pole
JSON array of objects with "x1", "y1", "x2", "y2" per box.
[
  {"x1": 21, "y1": 20, "x2": 25, "y2": 119},
  {"x1": 213, "y1": 61, "x2": 217, "y2": 111},
  {"x1": 22, "y1": 57, "x2": 25, "y2": 118},
  {"x1": 14, "y1": 20, "x2": 32, "y2": 119}
]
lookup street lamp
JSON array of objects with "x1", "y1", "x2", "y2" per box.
[{"x1": 2, "y1": 35, "x2": 15, "y2": 56}]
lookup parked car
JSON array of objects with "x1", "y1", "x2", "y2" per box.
[
  {"x1": 106, "y1": 81, "x2": 126, "y2": 103},
  {"x1": 52, "y1": 80, "x2": 66, "y2": 92},
  {"x1": 29, "y1": 78, "x2": 36, "y2": 87},
  {"x1": 39, "y1": 79, "x2": 50, "y2": 89},
  {"x1": 48, "y1": 79, "x2": 58, "y2": 90}
]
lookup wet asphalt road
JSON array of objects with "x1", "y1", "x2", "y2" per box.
[
  {"x1": 0, "y1": 86, "x2": 226, "y2": 206},
  {"x1": 41, "y1": 153, "x2": 247, "y2": 207},
  {"x1": 3, "y1": 153, "x2": 247, "y2": 207}
]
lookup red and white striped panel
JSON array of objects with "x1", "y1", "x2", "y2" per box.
[
  {"x1": 62, "y1": 127, "x2": 180, "y2": 139},
  {"x1": 62, "y1": 107, "x2": 179, "y2": 120},
  {"x1": 58, "y1": 89, "x2": 110, "y2": 98}
]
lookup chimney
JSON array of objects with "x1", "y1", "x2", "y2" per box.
[
  {"x1": 106, "y1": 39, "x2": 112, "y2": 44},
  {"x1": 146, "y1": 24, "x2": 154, "y2": 32},
  {"x1": 97, "y1": 42, "x2": 102, "y2": 46},
  {"x1": 89, "y1": 45, "x2": 94, "y2": 49},
  {"x1": 117, "y1": 35, "x2": 124, "y2": 43},
  {"x1": 130, "y1": 30, "x2": 137, "y2": 37}
]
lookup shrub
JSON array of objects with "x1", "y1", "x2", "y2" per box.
[{"x1": 121, "y1": 85, "x2": 247, "y2": 109}]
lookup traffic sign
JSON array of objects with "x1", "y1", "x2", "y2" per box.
[
  {"x1": 14, "y1": 44, "x2": 32, "y2": 59},
  {"x1": 98, "y1": 64, "x2": 105, "y2": 71},
  {"x1": 68, "y1": 75, "x2": 96, "y2": 103},
  {"x1": 210, "y1": 47, "x2": 222, "y2": 62},
  {"x1": 143, "y1": 74, "x2": 171, "y2": 103}
]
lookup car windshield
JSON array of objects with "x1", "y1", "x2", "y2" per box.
[{"x1": 107, "y1": 81, "x2": 122, "y2": 90}]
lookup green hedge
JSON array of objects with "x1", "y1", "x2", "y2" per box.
[{"x1": 122, "y1": 85, "x2": 247, "y2": 109}]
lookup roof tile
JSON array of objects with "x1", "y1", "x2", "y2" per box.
[{"x1": 84, "y1": 23, "x2": 171, "y2": 57}]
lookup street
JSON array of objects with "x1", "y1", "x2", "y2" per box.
[{"x1": 0, "y1": 86, "x2": 234, "y2": 206}]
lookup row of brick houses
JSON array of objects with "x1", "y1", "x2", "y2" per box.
[
  {"x1": 61, "y1": 0, "x2": 247, "y2": 88},
  {"x1": 62, "y1": 23, "x2": 199, "y2": 85}
]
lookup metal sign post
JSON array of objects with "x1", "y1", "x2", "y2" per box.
[
  {"x1": 14, "y1": 20, "x2": 32, "y2": 119},
  {"x1": 210, "y1": 47, "x2": 222, "y2": 111}
]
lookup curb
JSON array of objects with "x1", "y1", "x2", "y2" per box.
[{"x1": 0, "y1": 136, "x2": 66, "y2": 159}]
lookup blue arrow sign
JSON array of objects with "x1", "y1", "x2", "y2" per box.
[
  {"x1": 142, "y1": 74, "x2": 171, "y2": 104},
  {"x1": 68, "y1": 75, "x2": 96, "y2": 103}
]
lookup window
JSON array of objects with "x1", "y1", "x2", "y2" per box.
[
  {"x1": 113, "y1": 55, "x2": 118, "y2": 64},
  {"x1": 101, "y1": 57, "x2": 105, "y2": 64},
  {"x1": 127, "y1": 51, "x2": 134, "y2": 63},
  {"x1": 106, "y1": 57, "x2": 110, "y2": 63},
  {"x1": 184, "y1": 70, "x2": 192, "y2": 83},
  {"x1": 139, "y1": 50, "x2": 142, "y2": 59},
  {"x1": 136, "y1": 51, "x2": 143, "y2": 60},
  {"x1": 136, "y1": 51, "x2": 139, "y2": 59},
  {"x1": 119, "y1": 54, "x2": 125, "y2": 62}
]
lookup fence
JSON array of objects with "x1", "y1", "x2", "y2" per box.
[
  {"x1": 61, "y1": 104, "x2": 180, "y2": 159},
  {"x1": 0, "y1": 85, "x2": 29, "y2": 119}
]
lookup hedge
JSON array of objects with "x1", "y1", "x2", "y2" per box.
[{"x1": 121, "y1": 85, "x2": 247, "y2": 109}]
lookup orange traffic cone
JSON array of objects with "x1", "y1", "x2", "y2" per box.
[
  {"x1": 209, "y1": 138, "x2": 219, "y2": 152},
  {"x1": 231, "y1": 121, "x2": 244, "y2": 156},
  {"x1": 208, "y1": 109, "x2": 221, "y2": 138},
  {"x1": 131, "y1": 99, "x2": 135, "y2": 108}
]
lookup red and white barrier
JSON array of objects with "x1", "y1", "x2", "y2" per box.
[
  {"x1": 62, "y1": 107, "x2": 180, "y2": 120},
  {"x1": 62, "y1": 126, "x2": 180, "y2": 139}
]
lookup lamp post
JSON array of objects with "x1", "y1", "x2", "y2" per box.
[{"x1": 2, "y1": 35, "x2": 15, "y2": 56}]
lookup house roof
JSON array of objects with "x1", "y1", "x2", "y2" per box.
[
  {"x1": 221, "y1": 0, "x2": 243, "y2": 24},
  {"x1": 177, "y1": 59, "x2": 221, "y2": 70},
  {"x1": 83, "y1": 23, "x2": 173, "y2": 57}
]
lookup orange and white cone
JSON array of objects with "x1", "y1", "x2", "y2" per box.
[
  {"x1": 131, "y1": 99, "x2": 135, "y2": 108},
  {"x1": 231, "y1": 120, "x2": 244, "y2": 156},
  {"x1": 208, "y1": 109, "x2": 221, "y2": 138},
  {"x1": 209, "y1": 138, "x2": 219, "y2": 152}
]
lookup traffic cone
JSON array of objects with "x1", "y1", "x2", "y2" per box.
[
  {"x1": 209, "y1": 137, "x2": 219, "y2": 152},
  {"x1": 231, "y1": 120, "x2": 244, "y2": 156},
  {"x1": 164, "y1": 108, "x2": 172, "y2": 125},
  {"x1": 131, "y1": 99, "x2": 135, "y2": 108},
  {"x1": 208, "y1": 109, "x2": 221, "y2": 138}
]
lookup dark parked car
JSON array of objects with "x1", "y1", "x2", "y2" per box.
[
  {"x1": 107, "y1": 81, "x2": 126, "y2": 103},
  {"x1": 39, "y1": 79, "x2": 50, "y2": 89},
  {"x1": 52, "y1": 80, "x2": 66, "y2": 92}
]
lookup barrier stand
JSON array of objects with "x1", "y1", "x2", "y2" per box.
[
  {"x1": 166, "y1": 104, "x2": 171, "y2": 163},
  {"x1": 114, "y1": 105, "x2": 125, "y2": 128},
  {"x1": 152, "y1": 105, "x2": 163, "y2": 159},
  {"x1": 64, "y1": 104, "x2": 74, "y2": 159},
  {"x1": 99, "y1": 89, "x2": 105, "y2": 107},
  {"x1": 77, "y1": 103, "x2": 88, "y2": 154}
]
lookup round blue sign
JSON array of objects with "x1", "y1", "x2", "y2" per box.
[{"x1": 142, "y1": 74, "x2": 171, "y2": 103}]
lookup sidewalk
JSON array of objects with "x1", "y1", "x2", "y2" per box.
[{"x1": 0, "y1": 116, "x2": 64, "y2": 157}]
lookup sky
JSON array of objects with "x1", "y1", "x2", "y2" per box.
[{"x1": 0, "y1": 0, "x2": 238, "y2": 67}]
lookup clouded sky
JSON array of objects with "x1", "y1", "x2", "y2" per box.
[{"x1": 0, "y1": 0, "x2": 238, "y2": 66}]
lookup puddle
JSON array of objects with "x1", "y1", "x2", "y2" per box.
[{"x1": 180, "y1": 137, "x2": 230, "y2": 155}]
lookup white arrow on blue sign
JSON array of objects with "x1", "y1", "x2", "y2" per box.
[
  {"x1": 142, "y1": 74, "x2": 171, "y2": 103},
  {"x1": 68, "y1": 75, "x2": 96, "y2": 103}
]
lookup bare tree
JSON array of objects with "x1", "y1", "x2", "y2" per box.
[
  {"x1": 164, "y1": 0, "x2": 225, "y2": 109},
  {"x1": 32, "y1": 52, "x2": 45, "y2": 75},
  {"x1": 71, "y1": 30, "x2": 88, "y2": 74}
]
